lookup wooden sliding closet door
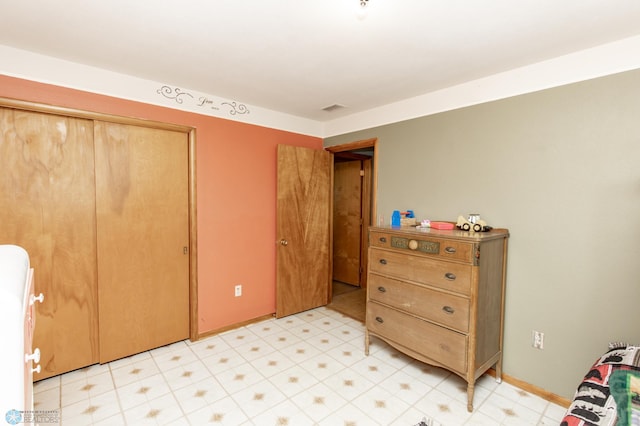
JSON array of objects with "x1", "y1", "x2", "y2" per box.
[
  {"x1": 94, "y1": 122, "x2": 190, "y2": 363},
  {"x1": 0, "y1": 108, "x2": 99, "y2": 379}
]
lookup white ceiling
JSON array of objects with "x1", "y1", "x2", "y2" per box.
[{"x1": 1, "y1": 0, "x2": 640, "y2": 122}]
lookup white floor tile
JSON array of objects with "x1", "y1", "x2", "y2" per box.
[
  {"x1": 188, "y1": 335, "x2": 233, "y2": 359},
  {"x1": 324, "y1": 340, "x2": 365, "y2": 367},
  {"x1": 218, "y1": 326, "x2": 260, "y2": 346},
  {"x1": 267, "y1": 365, "x2": 320, "y2": 397},
  {"x1": 121, "y1": 392, "x2": 184, "y2": 425},
  {"x1": 161, "y1": 359, "x2": 213, "y2": 392},
  {"x1": 186, "y1": 395, "x2": 249, "y2": 425},
  {"x1": 415, "y1": 388, "x2": 475, "y2": 425},
  {"x1": 110, "y1": 356, "x2": 160, "y2": 388},
  {"x1": 172, "y1": 376, "x2": 228, "y2": 415},
  {"x1": 33, "y1": 385, "x2": 61, "y2": 411},
  {"x1": 248, "y1": 398, "x2": 315, "y2": 425},
  {"x1": 229, "y1": 378, "x2": 287, "y2": 417},
  {"x1": 298, "y1": 352, "x2": 349, "y2": 381},
  {"x1": 317, "y1": 402, "x2": 380, "y2": 426},
  {"x1": 493, "y1": 381, "x2": 549, "y2": 413},
  {"x1": 33, "y1": 306, "x2": 569, "y2": 426},
  {"x1": 214, "y1": 361, "x2": 266, "y2": 395},
  {"x1": 321, "y1": 368, "x2": 376, "y2": 400},
  {"x1": 60, "y1": 389, "x2": 122, "y2": 425},
  {"x1": 151, "y1": 342, "x2": 200, "y2": 371},
  {"x1": 34, "y1": 375, "x2": 60, "y2": 393},
  {"x1": 379, "y1": 369, "x2": 435, "y2": 405},
  {"x1": 353, "y1": 384, "x2": 412, "y2": 425},
  {"x1": 233, "y1": 338, "x2": 277, "y2": 362},
  {"x1": 200, "y1": 347, "x2": 246, "y2": 375},
  {"x1": 114, "y1": 372, "x2": 172, "y2": 411},
  {"x1": 289, "y1": 382, "x2": 348, "y2": 423},
  {"x1": 60, "y1": 363, "x2": 111, "y2": 386},
  {"x1": 349, "y1": 354, "x2": 399, "y2": 383},
  {"x1": 543, "y1": 401, "x2": 569, "y2": 422},
  {"x1": 61, "y1": 371, "x2": 115, "y2": 408},
  {"x1": 249, "y1": 351, "x2": 297, "y2": 378},
  {"x1": 258, "y1": 329, "x2": 304, "y2": 351},
  {"x1": 476, "y1": 391, "x2": 543, "y2": 425}
]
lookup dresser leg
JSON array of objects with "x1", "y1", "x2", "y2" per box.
[
  {"x1": 364, "y1": 330, "x2": 370, "y2": 356},
  {"x1": 495, "y1": 358, "x2": 503, "y2": 383},
  {"x1": 466, "y1": 383, "x2": 475, "y2": 412}
]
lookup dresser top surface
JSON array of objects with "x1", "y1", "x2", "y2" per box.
[{"x1": 370, "y1": 226, "x2": 509, "y2": 242}]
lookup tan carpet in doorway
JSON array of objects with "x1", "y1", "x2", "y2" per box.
[{"x1": 326, "y1": 286, "x2": 366, "y2": 323}]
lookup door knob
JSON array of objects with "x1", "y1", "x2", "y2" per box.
[
  {"x1": 279, "y1": 239, "x2": 288, "y2": 246},
  {"x1": 25, "y1": 348, "x2": 40, "y2": 364},
  {"x1": 30, "y1": 293, "x2": 44, "y2": 305}
]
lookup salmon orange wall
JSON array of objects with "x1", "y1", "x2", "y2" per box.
[{"x1": 0, "y1": 74, "x2": 323, "y2": 335}]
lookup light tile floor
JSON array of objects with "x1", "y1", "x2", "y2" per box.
[{"x1": 34, "y1": 307, "x2": 567, "y2": 425}]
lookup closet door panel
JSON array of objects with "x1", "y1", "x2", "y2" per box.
[
  {"x1": 94, "y1": 122, "x2": 189, "y2": 363},
  {"x1": 0, "y1": 108, "x2": 99, "y2": 379}
]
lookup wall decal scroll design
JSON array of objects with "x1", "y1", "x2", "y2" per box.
[
  {"x1": 156, "y1": 86, "x2": 193, "y2": 104},
  {"x1": 221, "y1": 102, "x2": 249, "y2": 115},
  {"x1": 156, "y1": 85, "x2": 250, "y2": 116}
]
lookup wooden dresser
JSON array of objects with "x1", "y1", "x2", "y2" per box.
[{"x1": 365, "y1": 226, "x2": 509, "y2": 412}]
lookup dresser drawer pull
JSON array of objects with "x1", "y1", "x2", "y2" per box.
[
  {"x1": 377, "y1": 286, "x2": 386, "y2": 293},
  {"x1": 375, "y1": 316, "x2": 384, "y2": 323},
  {"x1": 379, "y1": 259, "x2": 387, "y2": 265},
  {"x1": 379, "y1": 237, "x2": 387, "y2": 243},
  {"x1": 444, "y1": 246, "x2": 457, "y2": 254},
  {"x1": 444, "y1": 272, "x2": 456, "y2": 280},
  {"x1": 442, "y1": 306, "x2": 455, "y2": 315}
]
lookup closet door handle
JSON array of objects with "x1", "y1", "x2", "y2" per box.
[
  {"x1": 442, "y1": 306, "x2": 455, "y2": 315},
  {"x1": 377, "y1": 286, "x2": 386, "y2": 293},
  {"x1": 444, "y1": 272, "x2": 456, "y2": 281},
  {"x1": 379, "y1": 259, "x2": 387, "y2": 265}
]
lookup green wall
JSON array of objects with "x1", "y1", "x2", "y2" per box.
[{"x1": 325, "y1": 68, "x2": 640, "y2": 399}]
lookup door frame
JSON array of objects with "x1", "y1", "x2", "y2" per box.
[
  {"x1": 325, "y1": 138, "x2": 378, "y2": 296},
  {"x1": 0, "y1": 97, "x2": 200, "y2": 340}
]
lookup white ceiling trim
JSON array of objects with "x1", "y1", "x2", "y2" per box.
[
  {"x1": 2, "y1": 35, "x2": 640, "y2": 139},
  {"x1": 0, "y1": 44, "x2": 323, "y2": 137},
  {"x1": 323, "y1": 35, "x2": 640, "y2": 137}
]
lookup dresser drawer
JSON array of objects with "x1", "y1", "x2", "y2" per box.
[
  {"x1": 368, "y1": 274, "x2": 470, "y2": 333},
  {"x1": 367, "y1": 302, "x2": 467, "y2": 374},
  {"x1": 370, "y1": 231, "x2": 474, "y2": 263},
  {"x1": 369, "y1": 248, "x2": 472, "y2": 296}
]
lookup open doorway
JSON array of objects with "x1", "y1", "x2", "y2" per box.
[{"x1": 325, "y1": 138, "x2": 377, "y2": 322}]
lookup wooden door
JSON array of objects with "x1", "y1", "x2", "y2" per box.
[
  {"x1": 333, "y1": 160, "x2": 362, "y2": 286},
  {"x1": 0, "y1": 108, "x2": 99, "y2": 379},
  {"x1": 276, "y1": 145, "x2": 331, "y2": 318},
  {"x1": 94, "y1": 122, "x2": 190, "y2": 363}
]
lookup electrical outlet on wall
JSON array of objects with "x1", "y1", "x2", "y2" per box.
[
  {"x1": 235, "y1": 285, "x2": 242, "y2": 297},
  {"x1": 532, "y1": 330, "x2": 544, "y2": 349}
]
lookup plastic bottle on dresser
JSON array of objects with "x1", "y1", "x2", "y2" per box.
[{"x1": 391, "y1": 210, "x2": 401, "y2": 228}]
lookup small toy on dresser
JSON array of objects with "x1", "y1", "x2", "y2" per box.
[
  {"x1": 391, "y1": 210, "x2": 417, "y2": 227},
  {"x1": 456, "y1": 214, "x2": 493, "y2": 232},
  {"x1": 416, "y1": 219, "x2": 455, "y2": 230}
]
